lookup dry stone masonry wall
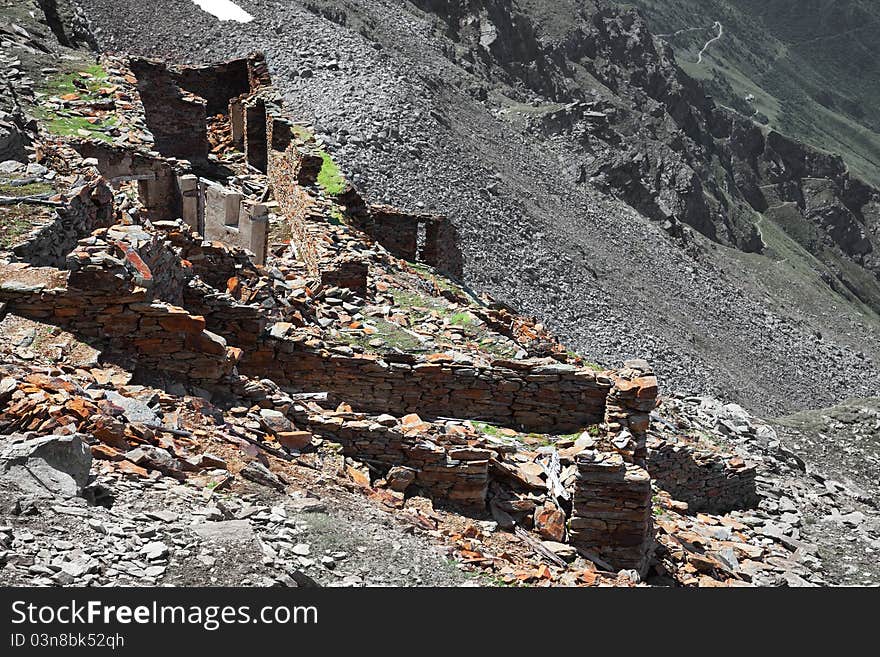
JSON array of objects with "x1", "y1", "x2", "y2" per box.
[
  {"x1": 569, "y1": 451, "x2": 654, "y2": 573},
  {"x1": 646, "y1": 435, "x2": 759, "y2": 514},
  {"x1": 11, "y1": 176, "x2": 114, "y2": 267},
  {"x1": 300, "y1": 411, "x2": 490, "y2": 507},
  {"x1": 244, "y1": 332, "x2": 611, "y2": 434}
]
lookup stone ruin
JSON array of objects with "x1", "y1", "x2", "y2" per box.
[{"x1": 0, "y1": 53, "x2": 759, "y2": 576}]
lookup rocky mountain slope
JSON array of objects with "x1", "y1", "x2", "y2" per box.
[{"x1": 70, "y1": 0, "x2": 880, "y2": 418}]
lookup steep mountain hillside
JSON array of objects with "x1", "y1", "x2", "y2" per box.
[
  {"x1": 72, "y1": 0, "x2": 879, "y2": 417},
  {"x1": 620, "y1": 0, "x2": 880, "y2": 187},
  {"x1": 2, "y1": 0, "x2": 879, "y2": 589}
]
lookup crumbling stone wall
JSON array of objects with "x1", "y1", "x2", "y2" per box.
[
  {"x1": 98, "y1": 219, "x2": 268, "y2": 351},
  {"x1": 338, "y1": 187, "x2": 464, "y2": 278},
  {"x1": 604, "y1": 360, "x2": 658, "y2": 464},
  {"x1": 353, "y1": 204, "x2": 464, "y2": 279},
  {"x1": 267, "y1": 119, "x2": 369, "y2": 293},
  {"x1": 646, "y1": 436, "x2": 759, "y2": 513},
  {"x1": 71, "y1": 141, "x2": 182, "y2": 221},
  {"x1": 182, "y1": 278, "x2": 266, "y2": 352},
  {"x1": 12, "y1": 178, "x2": 114, "y2": 267},
  {"x1": 94, "y1": 224, "x2": 191, "y2": 306},
  {"x1": 172, "y1": 58, "x2": 250, "y2": 115},
  {"x1": 128, "y1": 58, "x2": 210, "y2": 162},
  {"x1": 565, "y1": 360, "x2": 660, "y2": 574},
  {"x1": 156, "y1": 220, "x2": 257, "y2": 291},
  {"x1": 301, "y1": 412, "x2": 490, "y2": 507},
  {"x1": 569, "y1": 451, "x2": 653, "y2": 575},
  {"x1": 0, "y1": 252, "x2": 236, "y2": 386}
]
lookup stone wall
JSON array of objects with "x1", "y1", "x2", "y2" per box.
[
  {"x1": 565, "y1": 362, "x2": 659, "y2": 574},
  {"x1": 300, "y1": 411, "x2": 490, "y2": 507},
  {"x1": 12, "y1": 178, "x2": 114, "y2": 267},
  {"x1": 266, "y1": 118, "x2": 369, "y2": 293},
  {"x1": 172, "y1": 57, "x2": 251, "y2": 115},
  {"x1": 352, "y1": 204, "x2": 420, "y2": 261},
  {"x1": 603, "y1": 359, "x2": 658, "y2": 464},
  {"x1": 0, "y1": 249, "x2": 237, "y2": 386},
  {"x1": 646, "y1": 435, "x2": 759, "y2": 513},
  {"x1": 569, "y1": 451, "x2": 653, "y2": 574},
  {"x1": 128, "y1": 58, "x2": 210, "y2": 162},
  {"x1": 156, "y1": 219, "x2": 257, "y2": 292},
  {"x1": 182, "y1": 278, "x2": 266, "y2": 351},
  {"x1": 338, "y1": 186, "x2": 464, "y2": 278},
  {"x1": 353, "y1": 203, "x2": 465, "y2": 279},
  {"x1": 242, "y1": 331, "x2": 611, "y2": 433},
  {"x1": 71, "y1": 141, "x2": 182, "y2": 221}
]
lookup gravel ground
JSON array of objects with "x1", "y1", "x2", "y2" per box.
[{"x1": 0, "y1": 466, "x2": 471, "y2": 587}]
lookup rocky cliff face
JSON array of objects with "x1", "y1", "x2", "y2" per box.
[{"x1": 414, "y1": 0, "x2": 880, "y2": 309}]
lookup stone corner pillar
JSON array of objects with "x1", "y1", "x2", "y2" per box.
[
  {"x1": 603, "y1": 359, "x2": 658, "y2": 466},
  {"x1": 176, "y1": 174, "x2": 202, "y2": 234},
  {"x1": 568, "y1": 450, "x2": 654, "y2": 577}
]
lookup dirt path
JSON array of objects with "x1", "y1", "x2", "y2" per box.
[{"x1": 697, "y1": 21, "x2": 723, "y2": 64}]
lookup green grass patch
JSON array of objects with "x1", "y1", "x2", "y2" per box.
[
  {"x1": 337, "y1": 318, "x2": 424, "y2": 353},
  {"x1": 37, "y1": 112, "x2": 116, "y2": 143},
  {"x1": 317, "y1": 151, "x2": 346, "y2": 196},
  {"x1": 390, "y1": 288, "x2": 448, "y2": 314},
  {"x1": 471, "y1": 422, "x2": 509, "y2": 439},
  {"x1": 408, "y1": 261, "x2": 464, "y2": 294},
  {"x1": 42, "y1": 64, "x2": 109, "y2": 98},
  {"x1": 0, "y1": 181, "x2": 55, "y2": 197},
  {"x1": 327, "y1": 205, "x2": 346, "y2": 226},
  {"x1": 292, "y1": 124, "x2": 315, "y2": 140},
  {"x1": 32, "y1": 64, "x2": 116, "y2": 144},
  {"x1": 287, "y1": 123, "x2": 347, "y2": 197},
  {"x1": 565, "y1": 348, "x2": 603, "y2": 371},
  {"x1": 0, "y1": 205, "x2": 38, "y2": 248},
  {"x1": 449, "y1": 311, "x2": 474, "y2": 327}
]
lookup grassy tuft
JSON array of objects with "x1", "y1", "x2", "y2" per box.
[
  {"x1": 317, "y1": 151, "x2": 346, "y2": 196},
  {"x1": 0, "y1": 205, "x2": 38, "y2": 248},
  {"x1": 33, "y1": 65, "x2": 116, "y2": 143},
  {"x1": 449, "y1": 311, "x2": 474, "y2": 327},
  {"x1": 0, "y1": 181, "x2": 55, "y2": 197}
]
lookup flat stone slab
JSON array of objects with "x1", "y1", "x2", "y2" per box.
[{"x1": 191, "y1": 520, "x2": 254, "y2": 542}]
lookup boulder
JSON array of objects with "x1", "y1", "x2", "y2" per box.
[
  {"x1": 192, "y1": 520, "x2": 254, "y2": 542},
  {"x1": 104, "y1": 390, "x2": 160, "y2": 425},
  {"x1": 0, "y1": 434, "x2": 92, "y2": 498},
  {"x1": 385, "y1": 466, "x2": 417, "y2": 492},
  {"x1": 534, "y1": 502, "x2": 566, "y2": 542},
  {"x1": 240, "y1": 461, "x2": 286, "y2": 491}
]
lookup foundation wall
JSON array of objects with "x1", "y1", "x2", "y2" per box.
[
  {"x1": 569, "y1": 452, "x2": 654, "y2": 574},
  {"x1": 301, "y1": 412, "x2": 490, "y2": 507}
]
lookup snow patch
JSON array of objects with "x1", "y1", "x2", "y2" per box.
[{"x1": 192, "y1": 0, "x2": 254, "y2": 23}]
